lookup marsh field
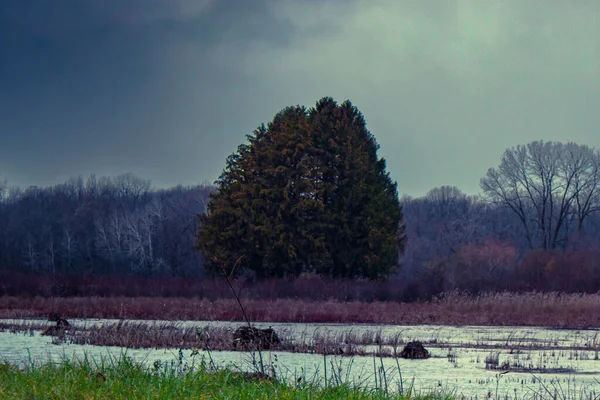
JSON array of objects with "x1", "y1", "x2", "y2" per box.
[
  {"x1": 2, "y1": 319, "x2": 600, "y2": 398},
  {"x1": 2, "y1": 291, "x2": 600, "y2": 398}
]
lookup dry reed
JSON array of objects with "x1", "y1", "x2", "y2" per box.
[{"x1": 2, "y1": 292, "x2": 600, "y2": 328}]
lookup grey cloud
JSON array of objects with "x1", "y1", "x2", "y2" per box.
[
  {"x1": 243, "y1": 0, "x2": 600, "y2": 194},
  {"x1": 0, "y1": 0, "x2": 296, "y2": 187},
  {"x1": 1, "y1": 0, "x2": 599, "y2": 196}
]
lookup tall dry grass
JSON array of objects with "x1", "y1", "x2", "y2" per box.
[{"x1": 2, "y1": 291, "x2": 600, "y2": 327}]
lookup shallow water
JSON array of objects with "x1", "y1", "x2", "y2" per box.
[{"x1": 2, "y1": 320, "x2": 600, "y2": 398}]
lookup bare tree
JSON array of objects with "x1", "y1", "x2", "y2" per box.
[
  {"x1": 480, "y1": 141, "x2": 600, "y2": 250},
  {"x1": 0, "y1": 179, "x2": 7, "y2": 203},
  {"x1": 85, "y1": 174, "x2": 98, "y2": 199},
  {"x1": 95, "y1": 211, "x2": 127, "y2": 271},
  {"x1": 121, "y1": 198, "x2": 166, "y2": 273},
  {"x1": 114, "y1": 173, "x2": 151, "y2": 209},
  {"x1": 425, "y1": 186, "x2": 469, "y2": 219},
  {"x1": 0, "y1": 174, "x2": 212, "y2": 276},
  {"x1": 24, "y1": 234, "x2": 38, "y2": 271},
  {"x1": 62, "y1": 227, "x2": 75, "y2": 271}
]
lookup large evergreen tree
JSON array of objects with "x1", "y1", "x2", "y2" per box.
[{"x1": 197, "y1": 97, "x2": 405, "y2": 279}]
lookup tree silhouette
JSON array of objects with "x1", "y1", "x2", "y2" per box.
[{"x1": 480, "y1": 141, "x2": 600, "y2": 250}]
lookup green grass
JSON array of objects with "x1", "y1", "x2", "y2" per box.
[{"x1": 0, "y1": 355, "x2": 453, "y2": 400}]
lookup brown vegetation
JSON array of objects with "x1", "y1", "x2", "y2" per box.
[
  {"x1": 56, "y1": 322, "x2": 371, "y2": 356},
  {"x1": 3, "y1": 247, "x2": 600, "y2": 302},
  {"x1": 6, "y1": 319, "x2": 600, "y2": 360},
  {"x1": 2, "y1": 291, "x2": 600, "y2": 328}
]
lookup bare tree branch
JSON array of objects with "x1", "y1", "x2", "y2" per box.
[{"x1": 481, "y1": 141, "x2": 600, "y2": 250}]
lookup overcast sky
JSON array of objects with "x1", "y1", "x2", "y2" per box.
[{"x1": 1, "y1": 1, "x2": 599, "y2": 196}]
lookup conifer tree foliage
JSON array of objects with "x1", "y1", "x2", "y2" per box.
[{"x1": 197, "y1": 97, "x2": 406, "y2": 279}]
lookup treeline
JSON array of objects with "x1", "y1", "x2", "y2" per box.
[
  {"x1": 402, "y1": 186, "x2": 600, "y2": 296},
  {"x1": 0, "y1": 174, "x2": 210, "y2": 277},
  {"x1": 0, "y1": 272, "x2": 407, "y2": 301},
  {"x1": 2, "y1": 174, "x2": 600, "y2": 296}
]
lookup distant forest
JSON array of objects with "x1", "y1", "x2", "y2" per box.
[
  {"x1": 0, "y1": 174, "x2": 211, "y2": 278},
  {"x1": 1, "y1": 169, "x2": 600, "y2": 296}
]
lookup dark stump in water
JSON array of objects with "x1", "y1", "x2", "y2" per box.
[
  {"x1": 232, "y1": 326, "x2": 280, "y2": 350},
  {"x1": 42, "y1": 314, "x2": 72, "y2": 336},
  {"x1": 399, "y1": 341, "x2": 430, "y2": 359}
]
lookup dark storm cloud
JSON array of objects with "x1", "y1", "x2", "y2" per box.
[
  {"x1": 0, "y1": 0, "x2": 295, "y2": 187},
  {"x1": 1, "y1": 0, "x2": 600, "y2": 196}
]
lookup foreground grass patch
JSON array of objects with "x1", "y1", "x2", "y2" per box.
[{"x1": 0, "y1": 356, "x2": 451, "y2": 400}]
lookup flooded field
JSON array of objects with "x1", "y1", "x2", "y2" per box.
[{"x1": 2, "y1": 319, "x2": 600, "y2": 399}]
